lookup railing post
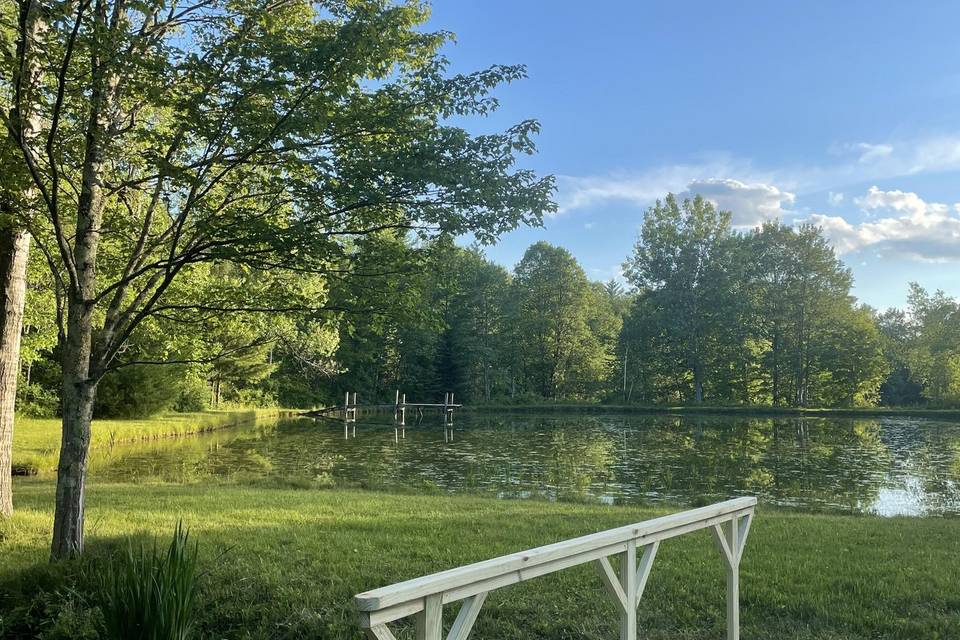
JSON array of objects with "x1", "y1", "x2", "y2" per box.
[
  {"x1": 725, "y1": 518, "x2": 739, "y2": 640},
  {"x1": 356, "y1": 499, "x2": 755, "y2": 640},
  {"x1": 619, "y1": 540, "x2": 638, "y2": 640},
  {"x1": 713, "y1": 514, "x2": 750, "y2": 640},
  {"x1": 415, "y1": 593, "x2": 443, "y2": 640}
]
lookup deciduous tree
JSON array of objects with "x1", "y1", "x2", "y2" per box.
[{"x1": 3, "y1": 0, "x2": 553, "y2": 556}]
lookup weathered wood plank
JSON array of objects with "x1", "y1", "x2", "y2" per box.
[
  {"x1": 594, "y1": 556, "x2": 628, "y2": 611},
  {"x1": 355, "y1": 498, "x2": 755, "y2": 640},
  {"x1": 635, "y1": 541, "x2": 659, "y2": 607},
  {"x1": 365, "y1": 624, "x2": 399, "y2": 640},
  {"x1": 619, "y1": 541, "x2": 637, "y2": 640},
  {"x1": 447, "y1": 592, "x2": 487, "y2": 640},
  {"x1": 736, "y1": 513, "x2": 752, "y2": 562},
  {"x1": 355, "y1": 497, "x2": 756, "y2": 613},
  {"x1": 415, "y1": 594, "x2": 442, "y2": 640}
]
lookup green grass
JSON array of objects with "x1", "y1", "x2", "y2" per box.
[
  {"x1": 2, "y1": 480, "x2": 958, "y2": 639},
  {"x1": 11, "y1": 409, "x2": 281, "y2": 475}
]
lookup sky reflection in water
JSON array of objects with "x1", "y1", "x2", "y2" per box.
[{"x1": 90, "y1": 413, "x2": 960, "y2": 517}]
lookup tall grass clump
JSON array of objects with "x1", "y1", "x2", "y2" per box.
[{"x1": 99, "y1": 521, "x2": 199, "y2": 640}]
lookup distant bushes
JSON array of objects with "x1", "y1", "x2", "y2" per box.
[
  {"x1": 15, "y1": 382, "x2": 59, "y2": 418},
  {"x1": 95, "y1": 366, "x2": 188, "y2": 419}
]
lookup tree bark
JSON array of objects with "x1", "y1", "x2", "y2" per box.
[
  {"x1": 50, "y1": 0, "x2": 119, "y2": 558},
  {"x1": 2, "y1": 0, "x2": 46, "y2": 517},
  {"x1": 51, "y1": 311, "x2": 96, "y2": 556},
  {"x1": 0, "y1": 227, "x2": 31, "y2": 516}
]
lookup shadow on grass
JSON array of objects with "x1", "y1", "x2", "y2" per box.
[{"x1": 3, "y1": 484, "x2": 960, "y2": 639}]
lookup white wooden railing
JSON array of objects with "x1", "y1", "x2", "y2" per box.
[{"x1": 354, "y1": 496, "x2": 756, "y2": 640}]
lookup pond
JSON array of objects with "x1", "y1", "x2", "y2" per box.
[{"x1": 90, "y1": 412, "x2": 960, "y2": 516}]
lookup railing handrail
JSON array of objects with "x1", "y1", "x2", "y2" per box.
[
  {"x1": 355, "y1": 496, "x2": 754, "y2": 611},
  {"x1": 353, "y1": 497, "x2": 757, "y2": 640}
]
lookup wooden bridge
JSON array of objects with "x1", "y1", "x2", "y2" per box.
[
  {"x1": 354, "y1": 497, "x2": 756, "y2": 640},
  {"x1": 306, "y1": 391, "x2": 463, "y2": 425}
]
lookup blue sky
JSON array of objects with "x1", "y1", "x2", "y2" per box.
[{"x1": 428, "y1": 1, "x2": 960, "y2": 310}]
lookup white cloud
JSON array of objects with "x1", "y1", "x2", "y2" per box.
[
  {"x1": 556, "y1": 159, "x2": 737, "y2": 214},
  {"x1": 830, "y1": 142, "x2": 894, "y2": 164},
  {"x1": 558, "y1": 132, "x2": 960, "y2": 220},
  {"x1": 556, "y1": 131, "x2": 960, "y2": 263},
  {"x1": 679, "y1": 178, "x2": 795, "y2": 227},
  {"x1": 809, "y1": 186, "x2": 960, "y2": 261},
  {"x1": 558, "y1": 170, "x2": 792, "y2": 227}
]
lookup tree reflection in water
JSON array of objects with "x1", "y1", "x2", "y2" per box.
[{"x1": 87, "y1": 412, "x2": 960, "y2": 515}]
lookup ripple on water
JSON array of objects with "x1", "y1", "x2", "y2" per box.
[{"x1": 90, "y1": 413, "x2": 960, "y2": 516}]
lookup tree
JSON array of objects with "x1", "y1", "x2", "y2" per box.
[
  {"x1": 623, "y1": 194, "x2": 737, "y2": 403},
  {"x1": 815, "y1": 304, "x2": 889, "y2": 406},
  {"x1": 905, "y1": 284, "x2": 960, "y2": 404},
  {"x1": 619, "y1": 199, "x2": 888, "y2": 408},
  {"x1": 749, "y1": 222, "x2": 853, "y2": 406},
  {"x1": 3, "y1": 0, "x2": 553, "y2": 557},
  {"x1": 436, "y1": 245, "x2": 511, "y2": 402},
  {"x1": 876, "y1": 307, "x2": 924, "y2": 405},
  {"x1": 510, "y1": 242, "x2": 606, "y2": 399},
  {"x1": 0, "y1": 0, "x2": 47, "y2": 517}
]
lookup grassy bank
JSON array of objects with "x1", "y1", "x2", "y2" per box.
[
  {"x1": 470, "y1": 402, "x2": 960, "y2": 421},
  {"x1": 11, "y1": 408, "x2": 281, "y2": 475},
  {"x1": 2, "y1": 481, "x2": 958, "y2": 639}
]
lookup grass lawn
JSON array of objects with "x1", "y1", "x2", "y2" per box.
[
  {"x1": 11, "y1": 408, "x2": 281, "y2": 474},
  {"x1": 2, "y1": 480, "x2": 958, "y2": 639}
]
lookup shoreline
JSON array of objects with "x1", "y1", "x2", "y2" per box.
[{"x1": 465, "y1": 403, "x2": 960, "y2": 420}]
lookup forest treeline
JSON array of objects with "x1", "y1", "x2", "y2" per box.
[{"x1": 18, "y1": 194, "x2": 959, "y2": 414}]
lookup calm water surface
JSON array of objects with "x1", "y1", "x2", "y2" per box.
[{"x1": 90, "y1": 412, "x2": 960, "y2": 516}]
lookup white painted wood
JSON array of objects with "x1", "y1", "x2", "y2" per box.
[
  {"x1": 736, "y1": 513, "x2": 752, "y2": 562},
  {"x1": 635, "y1": 541, "x2": 659, "y2": 607},
  {"x1": 441, "y1": 540, "x2": 630, "y2": 606},
  {"x1": 365, "y1": 624, "x2": 399, "y2": 640},
  {"x1": 362, "y1": 599, "x2": 426, "y2": 627},
  {"x1": 447, "y1": 592, "x2": 487, "y2": 640},
  {"x1": 354, "y1": 497, "x2": 756, "y2": 640},
  {"x1": 416, "y1": 594, "x2": 443, "y2": 640},
  {"x1": 355, "y1": 497, "x2": 755, "y2": 612},
  {"x1": 619, "y1": 540, "x2": 637, "y2": 640},
  {"x1": 712, "y1": 523, "x2": 735, "y2": 566},
  {"x1": 713, "y1": 518, "x2": 741, "y2": 640},
  {"x1": 361, "y1": 507, "x2": 753, "y2": 624},
  {"x1": 594, "y1": 556, "x2": 628, "y2": 611}
]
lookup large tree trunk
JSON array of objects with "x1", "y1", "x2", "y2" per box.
[
  {"x1": 49, "y1": 0, "x2": 119, "y2": 558},
  {"x1": 2, "y1": 0, "x2": 46, "y2": 517},
  {"x1": 51, "y1": 302, "x2": 97, "y2": 558},
  {"x1": 0, "y1": 227, "x2": 31, "y2": 517}
]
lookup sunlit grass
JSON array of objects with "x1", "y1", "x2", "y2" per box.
[
  {"x1": 2, "y1": 481, "x2": 958, "y2": 639},
  {"x1": 11, "y1": 409, "x2": 282, "y2": 475}
]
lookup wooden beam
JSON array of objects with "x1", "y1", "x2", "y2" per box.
[
  {"x1": 712, "y1": 518, "x2": 741, "y2": 640},
  {"x1": 635, "y1": 541, "x2": 659, "y2": 608},
  {"x1": 354, "y1": 499, "x2": 755, "y2": 640},
  {"x1": 619, "y1": 541, "x2": 637, "y2": 640},
  {"x1": 416, "y1": 594, "x2": 443, "y2": 640},
  {"x1": 446, "y1": 592, "x2": 486, "y2": 640},
  {"x1": 355, "y1": 498, "x2": 756, "y2": 613},
  {"x1": 365, "y1": 624, "x2": 399, "y2": 640},
  {"x1": 594, "y1": 556, "x2": 628, "y2": 612},
  {"x1": 736, "y1": 514, "x2": 752, "y2": 563}
]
